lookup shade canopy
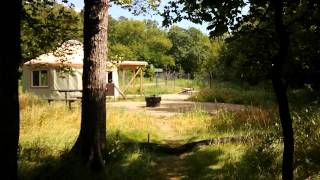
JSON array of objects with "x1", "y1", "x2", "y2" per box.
[{"x1": 118, "y1": 61, "x2": 148, "y2": 70}]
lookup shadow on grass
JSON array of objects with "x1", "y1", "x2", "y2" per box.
[
  {"x1": 19, "y1": 147, "x2": 160, "y2": 180},
  {"x1": 182, "y1": 147, "x2": 222, "y2": 180},
  {"x1": 19, "y1": 148, "x2": 108, "y2": 180},
  {"x1": 19, "y1": 132, "x2": 282, "y2": 180},
  {"x1": 18, "y1": 132, "x2": 160, "y2": 180},
  {"x1": 179, "y1": 145, "x2": 280, "y2": 180}
]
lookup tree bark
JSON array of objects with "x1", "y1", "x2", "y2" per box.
[
  {"x1": 271, "y1": 0, "x2": 294, "y2": 179},
  {"x1": 0, "y1": 1, "x2": 21, "y2": 179},
  {"x1": 71, "y1": 0, "x2": 109, "y2": 171}
]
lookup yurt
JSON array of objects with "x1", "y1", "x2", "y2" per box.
[{"x1": 22, "y1": 40, "x2": 120, "y2": 99}]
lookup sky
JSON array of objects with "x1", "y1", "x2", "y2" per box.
[
  {"x1": 64, "y1": 0, "x2": 249, "y2": 35},
  {"x1": 65, "y1": 0, "x2": 211, "y2": 34}
]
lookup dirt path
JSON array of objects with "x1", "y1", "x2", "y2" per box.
[
  {"x1": 108, "y1": 93, "x2": 246, "y2": 117},
  {"x1": 153, "y1": 154, "x2": 190, "y2": 180},
  {"x1": 108, "y1": 93, "x2": 248, "y2": 179},
  {"x1": 108, "y1": 94, "x2": 195, "y2": 179}
]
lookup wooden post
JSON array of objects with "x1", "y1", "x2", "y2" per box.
[
  {"x1": 122, "y1": 69, "x2": 125, "y2": 89},
  {"x1": 121, "y1": 69, "x2": 140, "y2": 93},
  {"x1": 65, "y1": 92, "x2": 68, "y2": 106},
  {"x1": 133, "y1": 69, "x2": 136, "y2": 96},
  {"x1": 140, "y1": 67, "x2": 143, "y2": 96}
]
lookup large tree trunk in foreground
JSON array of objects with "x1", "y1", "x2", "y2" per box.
[
  {"x1": 272, "y1": 0, "x2": 294, "y2": 179},
  {"x1": 71, "y1": 0, "x2": 109, "y2": 170},
  {"x1": 0, "y1": 1, "x2": 21, "y2": 179}
]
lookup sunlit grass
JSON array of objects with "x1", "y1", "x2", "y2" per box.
[
  {"x1": 190, "y1": 80, "x2": 276, "y2": 107},
  {"x1": 18, "y1": 92, "x2": 320, "y2": 179},
  {"x1": 123, "y1": 78, "x2": 199, "y2": 96},
  {"x1": 19, "y1": 92, "x2": 269, "y2": 152},
  {"x1": 19, "y1": 92, "x2": 273, "y2": 154}
]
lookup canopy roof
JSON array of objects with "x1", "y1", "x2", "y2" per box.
[{"x1": 118, "y1": 61, "x2": 148, "y2": 70}]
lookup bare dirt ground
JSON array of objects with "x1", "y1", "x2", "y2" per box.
[{"x1": 107, "y1": 93, "x2": 246, "y2": 117}]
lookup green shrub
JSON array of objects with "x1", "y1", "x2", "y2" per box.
[
  {"x1": 190, "y1": 86, "x2": 275, "y2": 107},
  {"x1": 293, "y1": 108, "x2": 320, "y2": 179}
]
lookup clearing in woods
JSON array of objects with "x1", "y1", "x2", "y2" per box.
[
  {"x1": 108, "y1": 93, "x2": 245, "y2": 117},
  {"x1": 108, "y1": 93, "x2": 248, "y2": 179}
]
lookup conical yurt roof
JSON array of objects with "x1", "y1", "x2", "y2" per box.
[{"x1": 23, "y1": 40, "x2": 83, "y2": 68}]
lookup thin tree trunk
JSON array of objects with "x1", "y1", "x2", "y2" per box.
[
  {"x1": 272, "y1": 77, "x2": 294, "y2": 180},
  {"x1": 272, "y1": 0, "x2": 294, "y2": 179},
  {"x1": 209, "y1": 72, "x2": 213, "y2": 88},
  {"x1": 71, "y1": 0, "x2": 109, "y2": 171},
  {"x1": 165, "y1": 67, "x2": 168, "y2": 87},
  {"x1": 0, "y1": 1, "x2": 21, "y2": 179}
]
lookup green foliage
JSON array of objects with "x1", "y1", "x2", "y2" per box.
[
  {"x1": 215, "y1": 30, "x2": 275, "y2": 84},
  {"x1": 190, "y1": 81, "x2": 276, "y2": 107},
  {"x1": 20, "y1": 1, "x2": 219, "y2": 78},
  {"x1": 248, "y1": 107, "x2": 320, "y2": 179},
  {"x1": 200, "y1": 38, "x2": 224, "y2": 85},
  {"x1": 144, "y1": 64, "x2": 155, "y2": 79},
  {"x1": 108, "y1": 18, "x2": 174, "y2": 68},
  {"x1": 162, "y1": 0, "x2": 245, "y2": 37},
  {"x1": 111, "y1": 0, "x2": 160, "y2": 15},
  {"x1": 108, "y1": 43, "x2": 136, "y2": 61},
  {"x1": 168, "y1": 26, "x2": 212, "y2": 77},
  {"x1": 109, "y1": 18, "x2": 146, "y2": 45},
  {"x1": 293, "y1": 108, "x2": 320, "y2": 178},
  {"x1": 21, "y1": 0, "x2": 82, "y2": 62},
  {"x1": 162, "y1": 0, "x2": 320, "y2": 87}
]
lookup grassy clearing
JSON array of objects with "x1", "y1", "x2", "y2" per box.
[
  {"x1": 123, "y1": 78, "x2": 198, "y2": 96},
  {"x1": 190, "y1": 81, "x2": 275, "y2": 107},
  {"x1": 190, "y1": 80, "x2": 320, "y2": 109},
  {"x1": 18, "y1": 91, "x2": 320, "y2": 179}
]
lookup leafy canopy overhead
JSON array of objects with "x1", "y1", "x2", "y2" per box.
[
  {"x1": 21, "y1": 0, "x2": 82, "y2": 62},
  {"x1": 111, "y1": 0, "x2": 161, "y2": 15},
  {"x1": 162, "y1": 0, "x2": 319, "y2": 38},
  {"x1": 161, "y1": 0, "x2": 320, "y2": 86},
  {"x1": 162, "y1": 0, "x2": 246, "y2": 37}
]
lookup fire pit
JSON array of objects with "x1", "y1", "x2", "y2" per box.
[{"x1": 145, "y1": 95, "x2": 161, "y2": 107}]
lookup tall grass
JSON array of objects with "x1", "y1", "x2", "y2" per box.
[
  {"x1": 190, "y1": 87, "x2": 275, "y2": 107},
  {"x1": 18, "y1": 92, "x2": 320, "y2": 179}
]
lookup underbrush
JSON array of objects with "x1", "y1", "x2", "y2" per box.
[
  {"x1": 190, "y1": 81, "x2": 320, "y2": 110},
  {"x1": 293, "y1": 107, "x2": 320, "y2": 179},
  {"x1": 244, "y1": 106, "x2": 320, "y2": 179},
  {"x1": 208, "y1": 108, "x2": 273, "y2": 135},
  {"x1": 190, "y1": 86, "x2": 275, "y2": 107}
]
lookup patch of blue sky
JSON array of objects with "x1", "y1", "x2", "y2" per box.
[{"x1": 59, "y1": 0, "x2": 249, "y2": 35}]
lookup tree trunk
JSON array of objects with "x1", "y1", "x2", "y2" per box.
[
  {"x1": 272, "y1": 0, "x2": 294, "y2": 179},
  {"x1": 0, "y1": 1, "x2": 21, "y2": 179},
  {"x1": 71, "y1": 0, "x2": 109, "y2": 171}
]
